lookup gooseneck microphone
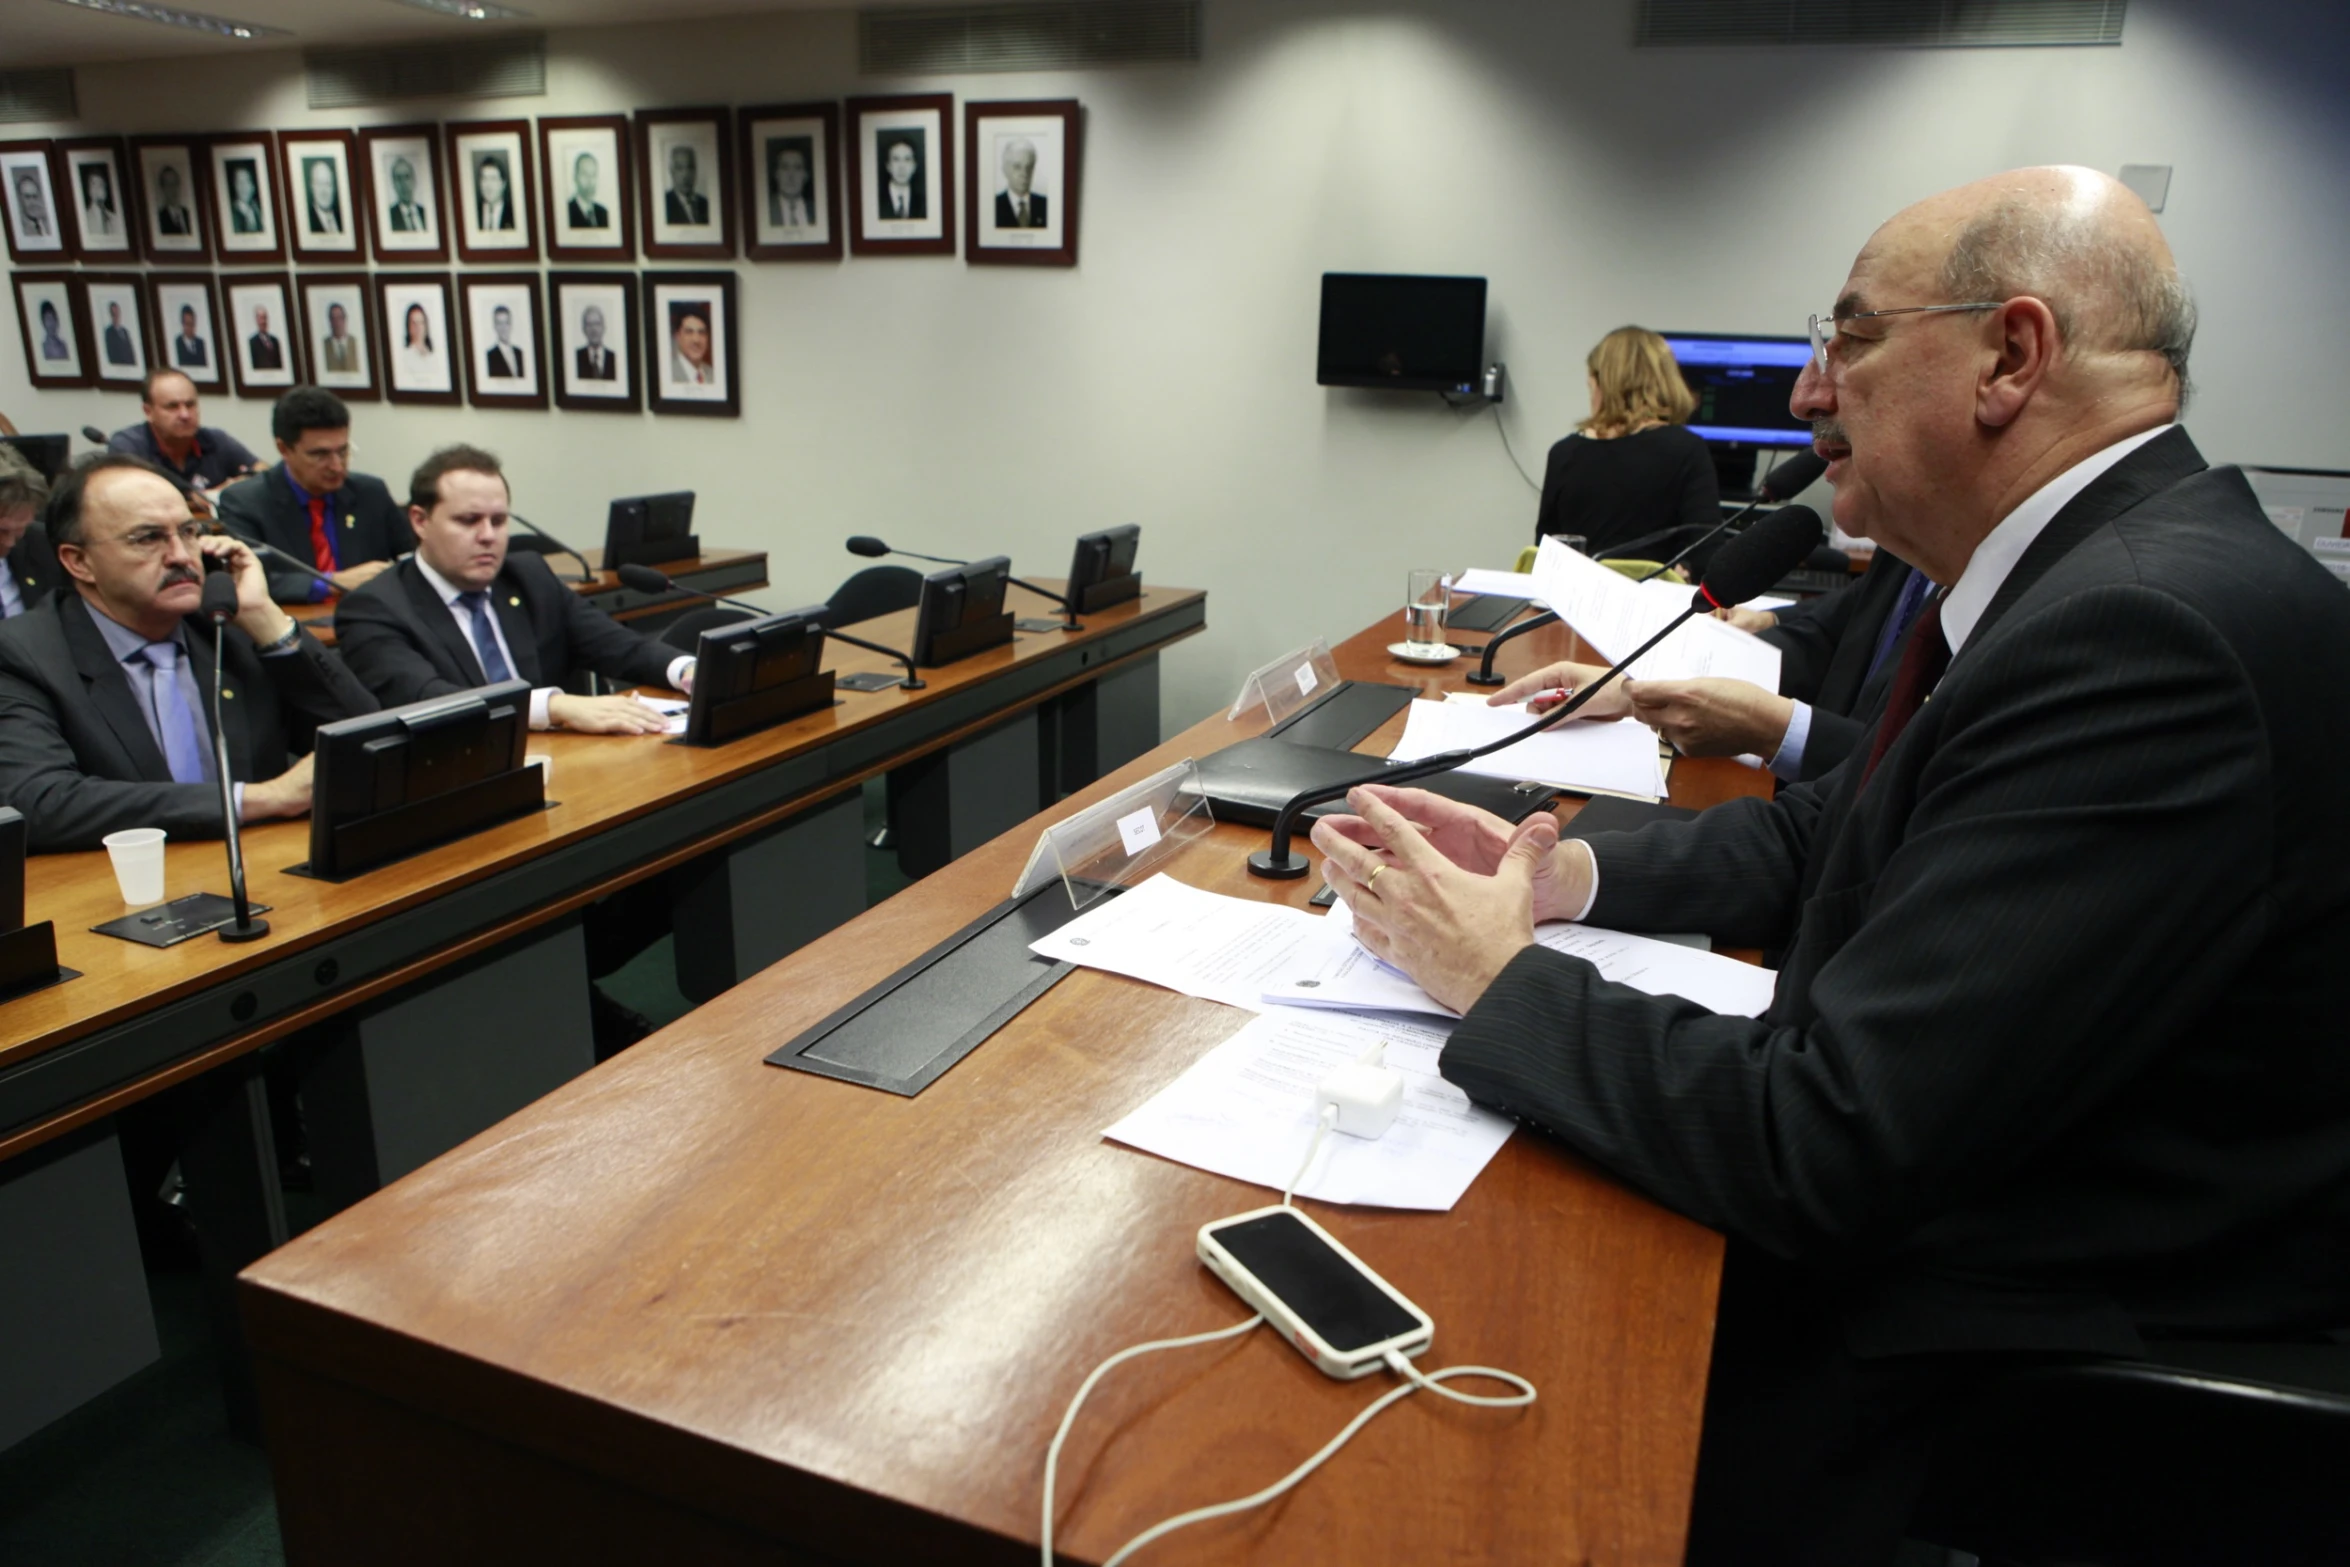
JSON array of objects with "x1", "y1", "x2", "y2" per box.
[
  {"x1": 844, "y1": 535, "x2": 1082, "y2": 631},
  {"x1": 80, "y1": 424, "x2": 107, "y2": 445},
  {"x1": 1245, "y1": 506, "x2": 1825, "y2": 878},
  {"x1": 1464, "y1": 607, "x2": 1560, "y2": 687},
  {"x1": 200, "y1": 573, "x2": 270, "y2": 943},
  {"x1": 617, "y1": 563, "x2": 925, "y2": 691},
  {"x1": 511, "y1": 512, "x2": 595, "y2": 584},
  {"x1": 230, "y1": 534, "x2": 342, "y2": 596}
]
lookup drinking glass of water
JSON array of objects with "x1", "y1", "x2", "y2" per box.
[{"x1": 1404, "y1": 569, "x2": 1450, "y2": 652}]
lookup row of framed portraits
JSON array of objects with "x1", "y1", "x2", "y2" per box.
[
  {"x1": 12, "y1": 267, "x2": 741, "y2": 417},
  {"x1": 0, "y1": 96, "x2": 1079, "y2": 272}
]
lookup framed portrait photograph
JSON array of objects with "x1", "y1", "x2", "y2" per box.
[
  {"x1": 0, "y1": 141, "x2": 68, "y2": 263},
  {"x1": 739, "y1": 102, "x2": 839, "y2": 263},
  {"x1": 224, "y1": 273, "x2": 300, "y2": 397},
  {"x1": 966, "y1": 100, "x2": 1081, "y2": 268},
  {"x1": 79, "y1": 273, "x2": 154, "y2": 386},
  {"x1": 635, "y1": 107, "x2": 733, "y2": 261},
  {"x1": 847, "y1": 94, "x2": 955, "y2": 257},
  {"x1": 540, "y1": 115, "x2": 634, "y2": 264},
  {"x1": 148, "y1": 273, "x2": 226, "y2": 388},
  {"x1": 280, "y1": 129, "x2": 365, "y2": 262},
  {"x1": 361, "y1": 124, "x2": 447, "y2": 264},
  {"x1": 298, "y1": 272, "x2": 378, "y2": 401},
  {"x1": 459, "y1": 273, "x2": 548, "y2": 411},
  {"x1": 550, "y1": 271, "x2": 640, "y2": 413},
  {"x1": 448, "y1": 120, "x2": 538, "y2": 264},
  {"x1": 209, "y1": 134, "x2": 283, "y2": 263},
  {"x1": 130, "y1": 137, "x2": 210, "y2": 262},
  {"x1": 12, "y1": 272, "x2": 90, "y2": 388},
  {"x1": 644, "y1": 271, "x2": 738, "y2": 418},
  {"x1": 59, "y1": 137, "x2": 136, "y2": 260},
  {"x1": 376, "y1": 272, "x2": 462, "y2": 406}
]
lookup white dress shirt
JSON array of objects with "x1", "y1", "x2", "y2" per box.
[{"x1": 417, "y1": 554, "x2": 693, "y2": 729}]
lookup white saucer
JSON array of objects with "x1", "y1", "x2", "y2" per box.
[{"x1": 1388, "y1": 641, "x2": 1462, "y2": 666}]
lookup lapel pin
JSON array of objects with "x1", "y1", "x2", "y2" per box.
[{"x1": 509, "y1": 596, "x2": 520, "y2": 607}]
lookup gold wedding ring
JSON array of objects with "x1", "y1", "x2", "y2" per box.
[{"x1": 1364, "y1": 863, "x2": 1386, "y2": 890}]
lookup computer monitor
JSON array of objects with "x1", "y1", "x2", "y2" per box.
[
  {"x1": 603, "y1": 490, "x2": 699, "y2": 570},
  {"x1": 1065, "y1": 524, "x2": 1140, "y2": 614},
  {"x1": 680, "y1": 606, "x2": 835, "y2": 746},
  {"x1": 306, "y1": 680, "x2": 538, "y2": 879},
  {"x1": 911, "y1": 556, "x2": 1014, "y2": 668},
  {"x1": 1662, "y1": 332, "x2": 1813, "y2": 497},
  {"x1": 1, "y1": 433, "x2": 72, "y2": 484},
  {"x1": 1317, "y1": 274, "x2": 1487, "y2": 394}
]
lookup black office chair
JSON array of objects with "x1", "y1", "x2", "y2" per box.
[
  {"x1": 1909, "y1": 1344, "x2": 2350, "y2": 1566},
  {"x1": 826, "y1": 564, "x2": 922, "y2": 629},
  {"x1": 659, "y1": 606, "x2": 755, "y2": 654}
]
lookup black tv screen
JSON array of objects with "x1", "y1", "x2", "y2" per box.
[
  {"x1": 1661, "y1": 333, "x2": 1814, "y2": 449},
  {"x1": 1317, "y1": 274, "x2": 1487, "y2": 393}
]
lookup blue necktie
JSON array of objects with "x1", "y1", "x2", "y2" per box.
[
  {"x1": 459, "y1": 591, "x2": 514, "y2": 683},
  {"x1": 140, "y1": 641, "x2": 213, "y2": 784},
  {"x1": 1864, "y1": 568, "x2": 1935, "y2": 685}
]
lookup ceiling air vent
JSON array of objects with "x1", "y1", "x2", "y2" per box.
[
  {"x1": 304, "y1": 33, "x2": 547, "y2": 107},
  {"x1": 0, "y1": 69, "x2": 77, "y2": 125},
  {"x1": 1636, "y1": 0, "x2": 2127, "y2": 48},
  {"x1": 860, "y1": 1, "x2": 1200, "y2": 74}
]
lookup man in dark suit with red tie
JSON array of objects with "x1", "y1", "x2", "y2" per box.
[
  {"x1": 214, "y1": 386, "x2": 409, "y2": 604},
  {"x1": 1311, "y1": 167, "x2": 2350, "y2": 1564}
]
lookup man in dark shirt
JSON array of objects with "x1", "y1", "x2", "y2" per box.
[
  {"x1": 214, "y1": 386, "x2": 407, "y2": 604},
  {"x1": 107, "y1": 369, "x2": 262, "y2": 497}
]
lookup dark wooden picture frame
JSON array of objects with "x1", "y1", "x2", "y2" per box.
[
  {"x1": 78, "y1": 271, "x2": 156, "y2": 387},
  {"x1": 129, "y1": 135, "x2": 212, "y2": 263},
  {"x1": 280, "y1": 128, "x2": 368, "y2": 264},
  {"x1": 208, "y1": 132, "x2": 285, "y2": 264},
  {"x1": 375, "y1": 272, "x2": 465, "y2": 408},
  {"x1": 447, "y1": 119, "x2": 539, "y2": 265},
  {"x1": 846, "y1": 93, "x2": 956, "y2": 258},
  {"x1": 298, "y1": 271, "x2": 380, "y2": 402},
  {"x1": 0, "y1": 140, "x2": 70, "y2": 264},
  {"x1": 222, "y1": 271, "x2": 302, "y2": 398},
  {"x1": 459, "y1": 272, "x2": 550, "y2": 411},
  {"x1": 550, "y1": 271, "x2": 642, "y2": 413},
  {"x1": 964, "y1": 99, "x2": 1081, "y2": 269},
  {"x1": 361, "y1": 123, "x2": 449, "y2": 265},
  {"x1": 739, "y1": 101, "x2": 840, "y2": 263},
  {"x1": 13, "y1": 271, "x2": 92, "y2": 388},
  {"x1": 539, "y1": 114, "x2": 635, "y2": 264},
  {"x1": 634, "y1": 106, "x2": 734, "y2": 261},
  {"x1": 147, "y1": 272, "x2": 227, "y2": 389},
  {"x1": 57, "y1": 136, "x2": 136, "y2": 262},
  {"x1": 643, "y1": 270, "x2": 739, "y2": 418}
]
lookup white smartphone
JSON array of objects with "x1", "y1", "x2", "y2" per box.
[{"x1": 1197, "y1": 1205, "x2": 1434, "y2": 1380}]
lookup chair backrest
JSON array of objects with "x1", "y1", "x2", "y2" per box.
[
  {"x1": 505, "y1": 534, "x2": 560, "y2": 556},
  {"x1": 826, "y1": 564, "x2": 922, "y2": 628},
  {"x1": 660, "y1": 605, "x2": 755, "y2": 653},
  {"x1": 1512, "y1": 545, "x2": 1539, "y2": 574}
]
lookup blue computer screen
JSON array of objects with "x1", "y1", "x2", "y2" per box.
[{"x1": 1664, "y1": 333, "x2": 1814, "y2": 447}]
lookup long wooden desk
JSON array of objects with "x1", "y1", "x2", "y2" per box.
[
  {"x1": 284, "y1": 546, "x2": 771, "y2": 645},
  {"x1": 240, "y1": 609, "x2": 1768, "y2": 1565}
]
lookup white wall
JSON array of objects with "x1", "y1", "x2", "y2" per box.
[{"x1": 7, "y1": 0, "x2": 2346, "y2": 733}]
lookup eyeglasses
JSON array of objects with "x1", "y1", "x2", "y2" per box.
[
  {"x1": 115, "y1": 521, "x2": 207, "y2": 555},
  {"x1": 1807, "y1": 303, "x2": 2004, "y2": 371}
]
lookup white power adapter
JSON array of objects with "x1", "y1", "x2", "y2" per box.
[{"x1": 1315, "y1": 1043, "x2": 1405, "y2": 1139}]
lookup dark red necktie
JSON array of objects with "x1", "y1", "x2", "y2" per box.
[
  {"x1": 1862, "y1": 590, "x2": 1951, "y2": 783},
  {"x1": 307, "y1": 495, "x2": 335, "y2": 574}
]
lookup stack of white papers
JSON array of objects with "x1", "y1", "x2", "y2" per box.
[
  {"x1": 1529, "y1": 536, "x2": 1783, "y2": 690},
  {"x1": 1027, "y1": 873, "x2": 1322, "y2": 1013},
  {"x1": 1449, "y1": 567, "x2": 1548, "y2": 606},
  {"x1": 1388, "y1": 698, "x2": 1667, "y2": 801}
]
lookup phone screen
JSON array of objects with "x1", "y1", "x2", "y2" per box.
[{"x1": 1211, "y1": 1211, "x2": 1421, "y2": 1353}]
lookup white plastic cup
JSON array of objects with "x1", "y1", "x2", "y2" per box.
[{"x1": 102, "y1": 827, "x2": 168, "y2": 907}]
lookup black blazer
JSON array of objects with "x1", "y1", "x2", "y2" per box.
[
  {"x1": 574, "y1": 345, "x2": 616, "y2": 381},
  {"x1": 4, "y1": 523, "x2": 60, "y2": 616},
  {"x1": 248, "y1": 333, "x2": 283, "y2": 370},
  {"x1": 215, "y1": 466, "x2": 411, "y2": 604},
  {"x1": 876, "y1": 180, "x2": 923, "y2": 221},
  {"x1": 0, "y1": 593, "x2": 376, "y2": 851},
  {"x1": 567, "y1": 197, "x2": 609, "y2": 228},
  {"x1": 486, "y1": 343, "x2": 524, "y2": 379},
  {"x1": 665, "y1": 189, "x2": 709, "y2": 225},
  {"x1": 994, "y1": 190, "x2": 1047, "y2": 229},
  {"x1": 332, "y1": 552, "x2": 678, "y2": 708},
  {"x1": 1446, "y1": 429, "x2": 2350, "y2": 1360},
  {"x1": 1759, "y1": 548, "x2": 1921, "y2": 780}
]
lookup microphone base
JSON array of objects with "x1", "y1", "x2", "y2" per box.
[
  {"x1": 1462, "y1": 670, "x2": 1507, "y2": 686},
  {"x1": 899, "y1": 676, "x2": 927, "y2": 691},
  {"x1": 1246, "y1": 848, "x2": 1313, "y2": 880},
  {"x1": 217, "y1": 916, "x2": 272, "y2": 944}
]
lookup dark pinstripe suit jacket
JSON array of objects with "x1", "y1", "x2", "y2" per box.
[
  {"x1": 1761, "y1": 546, "x2": 1918, "y2": 780},
  {"x1": 1445, "y1": 429, "x2": 2350, "y2": 1359}
]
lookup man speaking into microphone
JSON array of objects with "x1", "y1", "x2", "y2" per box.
[
  {"x1": 0, "y1": 454, "x2": 375, "y2": 850},
  {"x1": 1313, "y1": 167, "x2": 2350, "y2": 1564}
]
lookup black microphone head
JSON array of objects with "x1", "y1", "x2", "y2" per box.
[
  {"x1": 81, "y1": 425, "x2": 108, "y2": 445},
  {"x1": 199, "y1": 571, "x2": 239, "y2": 622},
  {"x1": 1695, "y1": 505, "x2": 1824, "y2": 610},
  {"x1": 846, "y1": 535, "x2": 889, "y2": 559},
  {"x1": 1759, "y1": 448, "x2": 1829, "y2": 502},
  {"x1": 617, "y1": 563, "x2": 674, "y2": 594}
]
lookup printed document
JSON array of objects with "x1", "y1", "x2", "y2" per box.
[
  {"x1": 1529, "y1": 535, "x2": 1783, "y2": 689},
  {"x1": 1389, "y1": 698, "x2": 1667, "y2": 800},
  {"x1": 1449, "y1": 567, "x2": 1548, "y2": 606},
  {"x1": 1028, "y1": 872, "x2": 1323, "y2": 1012}
]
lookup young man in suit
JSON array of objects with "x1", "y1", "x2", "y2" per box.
[
  {"x1": 0, "y1": 455, "x2": 374, "y2": 851},
  {"x1": 246, "y1": 305, "x2": 284, "y2": 371},
  {"x1": 0, "y1": 443, "x2": 59, "y2": 619},
  {"x1": 214, "y1": 385, "x2": 408, "y2": 604},
  {"x1": 333, "y1": 444, "x2": 687, "y2": 734},
  {"x1": 1312, "y1": 167, "x2": 2350, "y2": 1564},
  {"x1": 567, "y1": 151, "x2": 609, "y2": 229},
  {"x1": 663, "y1": 145, "x2": 708, "y2": 225}
]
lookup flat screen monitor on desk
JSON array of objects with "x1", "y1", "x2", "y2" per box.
[
  {"x1": 1317, "y1": 274, "x2": 1487, "y2": 395},
  {"x1": 1066, "y1": 524, "x2": 1140, "y2": 614},
  {"x1": 1662, "y1": 332, "x2": 1813, "y2": 498},
  {"x1": 306, "y1": 679, "x2": 539, "y2": 879},
  {"x1": 0, "y1": 433, "x2": 72, "y2": 482},
  {"x1": 604, "y1": 490, "x2": 698, "y2": 570},
  {"x1": 682, "y1": 606, "x2": 835, "y2": 747},
  {"x1": 912, "y1": 556, "x2": 1013, "y2": 668}
]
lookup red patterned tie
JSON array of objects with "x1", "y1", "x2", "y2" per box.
[
  {"x1": 307, "y1": 495, "x2": 335, "y2": 574},
  {"x1": 1862, "y1": 590, "x2": 1951, "y2": 783}
]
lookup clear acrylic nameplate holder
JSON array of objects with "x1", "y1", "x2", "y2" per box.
[
  {"x1": 1011, "y1": 758, "x2": 1215, "y2": 911},
  {"x1": 1226, "y1": 639, "x2": 1342, "y2": 726}
]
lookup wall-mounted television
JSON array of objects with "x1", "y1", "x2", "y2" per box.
[
  {"x1": 1317, "y1": 274, "x2": 1487, "y2": 394},
  {"x1": 1661, "y1": 332, "x2": 1814, "y2": 448}
]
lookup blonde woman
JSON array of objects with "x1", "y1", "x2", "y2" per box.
[{"x1": 1533, "y1": 325, "x2": 1720, "y2": 557}]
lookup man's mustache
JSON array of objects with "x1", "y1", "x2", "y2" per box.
[
  {"x1": 160, "y1": 564, "x2": 202, "y2": 589},
  {"x1": 1812, "y1": 418, "x2": 1849, "y2": 446}
]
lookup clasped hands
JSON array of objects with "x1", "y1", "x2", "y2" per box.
[{"x1": 1309, "y1": 784, "x2": 1591, "y2": 1014}]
